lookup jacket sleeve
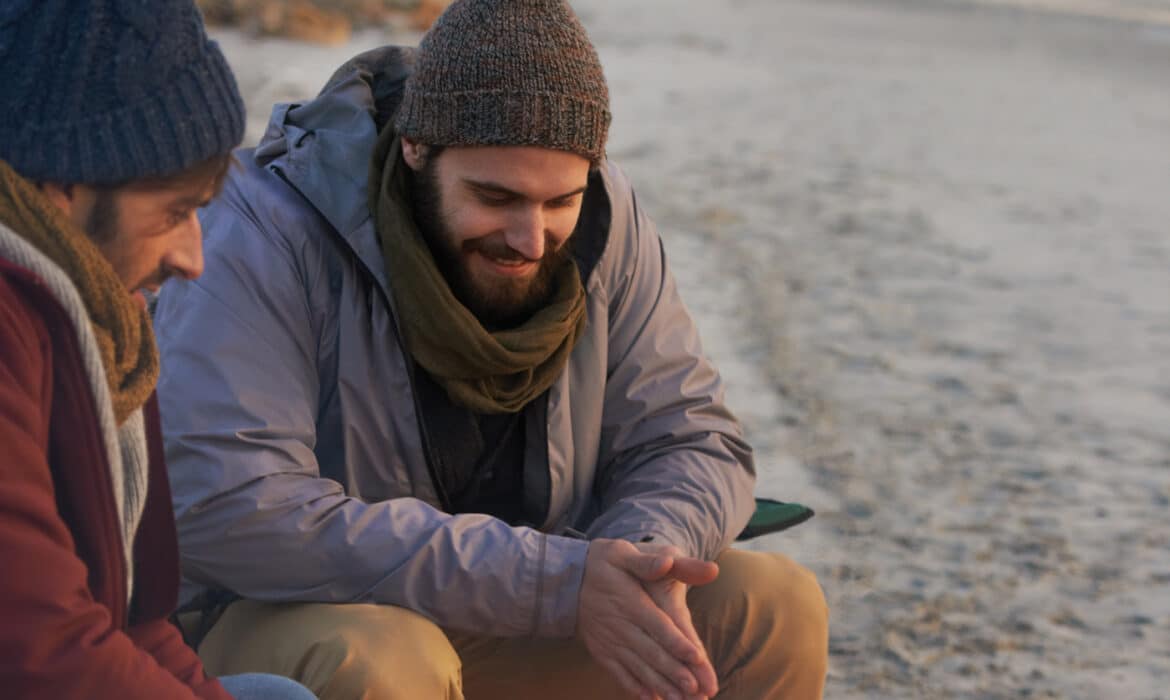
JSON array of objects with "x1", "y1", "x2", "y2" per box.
[
  {"x1": 126, "y1": 619, "x2": 232, "y2": 700},
  {"x1": 154, "y1": 188, "x2": 588, "y2": 638},
  {"x1": 584, "y1": 164, "x2": 757, "y2": 561},
  {"x1": 0, "y1": 280, "x2": 228, "y2": 700}
]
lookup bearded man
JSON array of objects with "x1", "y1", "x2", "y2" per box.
[{"x1": 155, "y1": 1, "x2": 829, "y2": 698}]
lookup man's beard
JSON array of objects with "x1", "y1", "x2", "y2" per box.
[
  {"x1": 85, "y1": 189, "x2": 120, "y2": 244},
  {"x1": 410, "y1": 159, "x2": 571, "y2": 330},
  {"x1": 84, "y1": 190, "x2": 168, "y2": 293}
]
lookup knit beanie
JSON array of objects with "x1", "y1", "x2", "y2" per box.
[
  {"x1": 395, "y1": 0, "x2": 610, "y2": 163},
  {"x1": 0, "y1": 0, "x2": 245, "y2": 185}
]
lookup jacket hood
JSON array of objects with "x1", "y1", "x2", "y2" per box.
[{"x1": 252, "y1": 46, "x2": 415, "y2": 243}]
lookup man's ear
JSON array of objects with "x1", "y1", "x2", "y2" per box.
[
  {"x1": 38, "y1": 181, "x2": 77, "y2": 215},
  {"x1": 37, "y1": 181, "x2": 96, "y2": 230},
  {"x1": 401, "y1": 137, "x2": 427, "y2": 171}
]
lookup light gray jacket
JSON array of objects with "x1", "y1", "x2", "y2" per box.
[{"x1": 155, "y1": 48, "x2": 755, "y2": 638}]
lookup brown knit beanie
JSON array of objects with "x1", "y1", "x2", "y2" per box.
[{"x1": 394, "y1": 0, "x2": 611, "y2": 163}]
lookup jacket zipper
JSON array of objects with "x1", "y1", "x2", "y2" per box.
[{"x1": 270, "y1": 165, "x2": 451, "y2": 512}]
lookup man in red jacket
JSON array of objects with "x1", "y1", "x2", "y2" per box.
[{"x1": 0, "y1": 2, "x2": 314, "y2": 699}]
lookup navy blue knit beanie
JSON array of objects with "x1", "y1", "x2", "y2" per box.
[{"x1": 0, "y1": 0, "x2": 245, "y2": 185}]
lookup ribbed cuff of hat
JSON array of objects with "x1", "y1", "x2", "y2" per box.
[{"x1": 397, "y1": 89, "x2": 610, "y2": 164}]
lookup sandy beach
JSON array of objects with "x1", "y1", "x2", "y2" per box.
[{"x1": 211, "y1": 1, "x2": 1170, "y2": 696}]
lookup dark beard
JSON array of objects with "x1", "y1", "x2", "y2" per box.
[
  {"x1": 83, "y1": 189, "x2": 169, "y2": 292},
  {"x1": 85, "y1": 189, "x2": 119, "y2": 244},
  {"x1": 409, "y1": 156, "x2": 569, "y2": 330}
]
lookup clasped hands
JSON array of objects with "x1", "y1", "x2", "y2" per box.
[{"x1": 577, "y1": 539, "x2": 720, "y2": 700}]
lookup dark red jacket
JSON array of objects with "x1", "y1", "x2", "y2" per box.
[{"x1": 0, "y1": 256, "x2": 231, "y2": 699}]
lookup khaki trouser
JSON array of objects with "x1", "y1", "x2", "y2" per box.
[{"x1": 198, "y1": 549, "x2": 829, "y2": 699}]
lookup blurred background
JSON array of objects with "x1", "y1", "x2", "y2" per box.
[{"x1": 199, "y1": 1, "x2": 1170, "y2": 697}]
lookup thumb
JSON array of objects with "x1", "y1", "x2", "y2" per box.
[
  {"x1": 669, "y1": 558, "x2": 720, "y2": 587},
  {"x1": 626, "y1": 551, "x2": 673, "y2": 581}
]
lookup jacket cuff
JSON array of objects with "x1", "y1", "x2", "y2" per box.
[
  {"x1": 589, "y1": 520, "x2": 698, "y2": 559},
  {"x1": 533, "y1": 534, "x2": 590, "y2": 638}
]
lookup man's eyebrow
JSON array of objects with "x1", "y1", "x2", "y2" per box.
[{"x1": 463, "y1": 178, "x2": 588, "y2": 201}]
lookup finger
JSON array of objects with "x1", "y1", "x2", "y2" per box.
[
  {"x1": 614, "y1": 642, "x2": 693, "y2": 700},
  {"x1": 627, "y1": 621, "x2": 703, "y2": 697},
  {"x1": 627, "y1": 590, "x2": 705, "y2": 665},
  {"x1": 619, "y1": 548, "x2": 675, "y2": 582},
  {"x1": 618, "y1": 607, "x2": 705, "y2": 696},
  {"x1": 666, "y1": 618, "x2": 717, "y2": 698},
  {"x1": 667, "y1": 558, "x2": 719, "y2": 587},
  {"x1": 631, "y1": 544, "x2": 717, "y2": 587},
  {"x1": 653, "y1": 588, "x2": 718, "y2": 697},
  {"x1": 597, "y1": 654, "x2": 648, "y2": 700},
  {"x1": 647, "y1": 584, "x2": 699, "y2": 648},
  {"x1": 687, "y1": 653, "x2": 718, "y2": 699}
]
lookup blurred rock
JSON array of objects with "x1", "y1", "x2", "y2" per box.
[
  {"x1": 262, "y1": 1, "x2": 351, "y2": 45},
  {"x1": 196, "y1": 0, "x2": 453, "y2": 41},
  {"x1": 410, "y1": 0, "x2": 452, "y2": 30}
]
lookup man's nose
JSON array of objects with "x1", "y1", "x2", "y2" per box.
[
  {"x1": 505, "y1": 206, "x2": 546, "y2": 261},
  {"x1": 164, "y1": 212, "x2": 205, "y2": 281}
]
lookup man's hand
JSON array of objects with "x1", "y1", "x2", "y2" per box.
[
  {"x1": 576, "y1": 539, "x2": 719, "y2": 700},
  {"x1": 634, "y1": 542, "x2": 719, "y2": 698}
]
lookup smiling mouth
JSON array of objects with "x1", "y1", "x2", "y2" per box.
[{"x1": 476, "y1": 251, "x2": 538, "y2": 276}]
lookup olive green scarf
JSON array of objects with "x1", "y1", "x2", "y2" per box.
[
  {"x1": 368, "y1": 128, "x2": 587, "y2": 414},
  {"x1": 0, "y1": 160, "x2": 158, "y2": 426}
]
